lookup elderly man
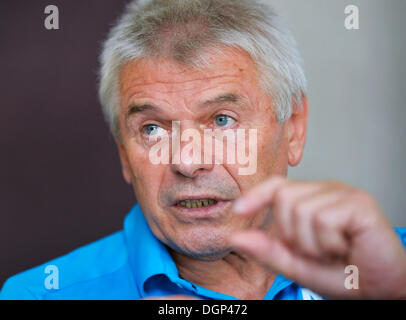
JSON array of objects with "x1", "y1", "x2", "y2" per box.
[{"x1": 1, "y1": 0, "x2": 405, "y2": 300}]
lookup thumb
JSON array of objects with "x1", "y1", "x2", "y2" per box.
[
  {"x1": 229, "y1": 230, "x2": 349, "y2": 298},
  {"x1": 229, "y1": 230, "x2": 293, "y2": 274}
]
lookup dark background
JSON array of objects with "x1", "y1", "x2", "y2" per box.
[{"x1": 0, "y1": 0, "x2": 135, "y2": 287}]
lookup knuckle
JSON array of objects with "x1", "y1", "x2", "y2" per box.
[
  {"x1": 314, "y1": 211, "x2": 332, "y2": 230},
  {"x1": 350, "y1": 189, "x2": 374, "y2": 205},
  {"x1": 321, "y1": 236, "x2": 347, "y2": 256},
  {"x1": 293, "y1": 202, "x2": 312, "y2": 220},
  {"x1": 305, "y1": 245, "x2": 319, "y2": 258},
  {"x1": 325, "y1": 180, "x2": 351, "y2": 192}
]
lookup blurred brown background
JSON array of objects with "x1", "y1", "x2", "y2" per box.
[{"x1": 0, "y1": 0, "x2": 134, "y2": 287}]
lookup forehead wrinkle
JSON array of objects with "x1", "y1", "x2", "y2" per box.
[
  {"x1": 120, "y1": 54, "x2": 261, "y2": 116},
  {"x1": 125, "y1": 83, "x2": 252, "y2": 119},
  {"x1": 121, "y1": 76, "x2": 247, "y2": 109},
  {"x1": 200, "y1": 92, "x2": 248, "y2": 107},
  {"x1": 122, "y1": 74, "x2": 242, "y2": 92},
  {"x1": 120, "y1": 46, "x2": 258, "y2": 92},
  {"x1": 146, "y1": 80, "x2": 242, "y2": 96}
]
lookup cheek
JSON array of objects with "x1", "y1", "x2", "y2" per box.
[
  {"x1": 259, "y1": 131, "x2": 289, "y2": 176},
  {"x1": 126, "y1": 145, "x2": 166, "y2": 197},
  {"x1": 125, "y1": 137, "x2": 160, "y2": 174},
  {"x1": 220, "y1": 124, "x2": 284, "y2": 184},
  {"x1": 246, "y1": 126, "x2": 287, "y2": 179},
  {"x1": 257, "y1": 134, "x2": 278, "y2": 171}
]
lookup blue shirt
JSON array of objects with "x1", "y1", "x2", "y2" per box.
[{"x1": 1, "y1": 204, "x2": 405, "y2": 300}]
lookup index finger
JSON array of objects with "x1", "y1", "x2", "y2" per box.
[{"x1": 233, "y1": 175, "x2": 287, "y2": 215}]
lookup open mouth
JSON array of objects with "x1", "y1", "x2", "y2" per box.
[
  {"x1": 171, "y1": 196, "x2": 231, "y2": 219},
  {"x1": 176, "y1": 199, "x2": 218, "y2": 208}
]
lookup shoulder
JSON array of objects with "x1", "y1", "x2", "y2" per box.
[{"x1": 0, "y1": 231, "x2": 137, "y2": 300}]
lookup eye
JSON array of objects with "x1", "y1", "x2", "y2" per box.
[
  {"x1": 142, "y1": 124, "x2": 167, "y2": 137},
  {"x1": 214, "y1": 115, "x2": 236, "y2": 128}
]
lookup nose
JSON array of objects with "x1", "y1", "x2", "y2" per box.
[
  {"x1": 171, "y1": 123, "x2": 214, "y2": 178},
  {"x1": 171, "y1": 155, "x2": 214, "y2": 178}
]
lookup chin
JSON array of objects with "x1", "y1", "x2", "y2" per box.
[{"x1": 172, "y1": 227, "x2": 232, "y2": 261}]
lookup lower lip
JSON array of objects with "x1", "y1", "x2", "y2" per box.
[{"x1": 171, "y1": 200, "x2": 231, "y2": 219}]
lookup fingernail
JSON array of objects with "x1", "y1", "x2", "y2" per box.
[
  {"x1": 228, "y1": 234, "x2": 246, "y2": 246},
  {"x1": 233, "y1": 199, "x2": 247, "y2": 214}
]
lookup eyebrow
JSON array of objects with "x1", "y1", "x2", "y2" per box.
[
  {"x1": 126, "y1": 104, "x2": 158, "y2": 119},
  {"x1": 126, "y1": 93, "x2": 245, "y2": 119}
]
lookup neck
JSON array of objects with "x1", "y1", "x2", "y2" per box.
[{"x1": 169, "y1": 247, "x2": 277, "y2": 300}]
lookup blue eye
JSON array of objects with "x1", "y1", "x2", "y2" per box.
[
  {"x1": 143, "y1": 124, "x2": 166, "y2": 137},
  {"x1": 215, "y1": 115, "x2": 235, "y2": 127}
]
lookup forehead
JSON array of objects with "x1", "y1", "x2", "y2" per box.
[{"x1": 119, "y1": 47, "x2": 261, "y2": 97}]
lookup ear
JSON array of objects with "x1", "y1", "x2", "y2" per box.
[
  {"x1": 287, "y1": 93, "x2": 308, "y2": 167},
  {"x1": 114, "y1": 136, "x2": 133, "y2": 185}
]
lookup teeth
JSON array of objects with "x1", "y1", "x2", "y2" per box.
[{"x1": 177, "y1": 199, "x2": 218, "y2": 208}]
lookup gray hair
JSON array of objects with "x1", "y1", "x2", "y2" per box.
[{"x1": 99, "y1": 0, "x2": 307, "y2": 140}]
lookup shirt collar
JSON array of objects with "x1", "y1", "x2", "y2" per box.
[
  {"x1": 123, "y1": 204, "x2": 180, "y2": 297},
  {"x1": 123, "y1": 203, "x2": 294, "y2": 299}
]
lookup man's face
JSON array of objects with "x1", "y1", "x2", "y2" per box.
[{"x1": 116, "y1": 47, "x2": 304, "y2": 260}]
